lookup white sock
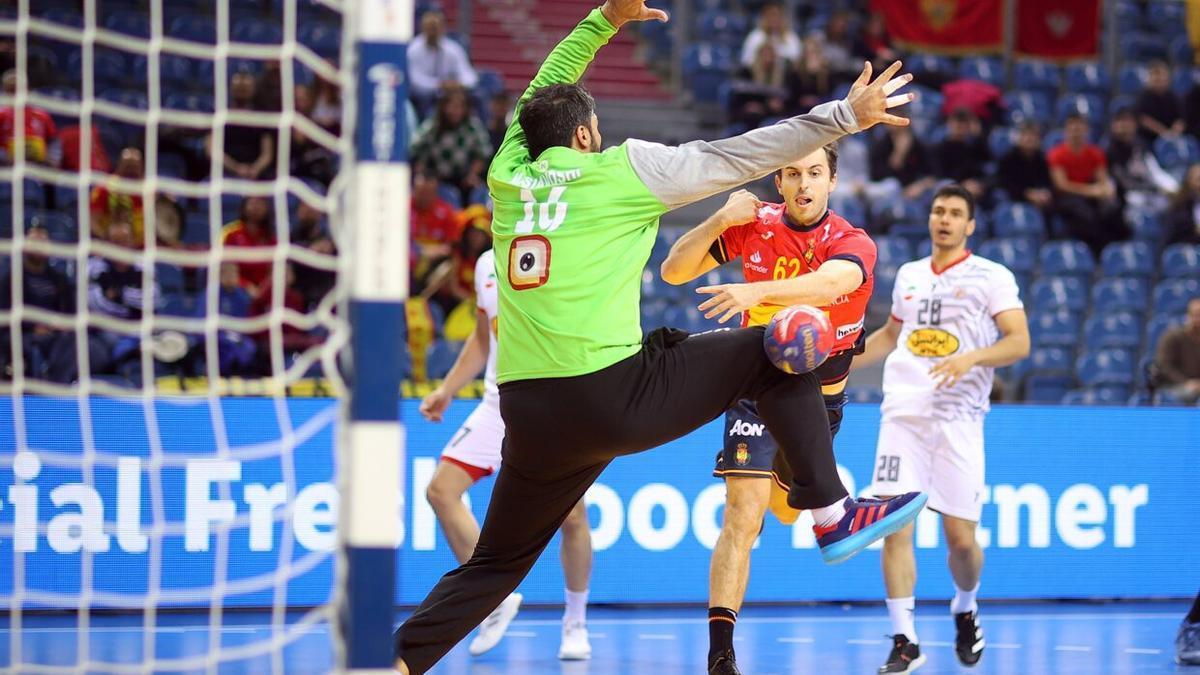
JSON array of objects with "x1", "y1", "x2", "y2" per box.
[
  {"x1": 951, "y1": 582, "x2": 979, "y2": 615},
  {"x1": 564, "y1": 588, "x2": 588, "y2": 625},
  {"x1": 811, "y1": 499, "x2": 848, "y2": 528},
  {"x1": 886, "y1": 596, "x2": 918, "y2": 643}
]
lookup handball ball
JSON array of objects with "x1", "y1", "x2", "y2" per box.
[{"x1": 764, "y1": 305, "x2": 834, "y2": 374}]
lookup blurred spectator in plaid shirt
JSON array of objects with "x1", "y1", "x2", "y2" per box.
[{"x1": 411, "y1": 86, "x2": 491, "y2": 206}]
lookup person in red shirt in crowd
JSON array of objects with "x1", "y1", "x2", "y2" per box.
[
  {"x1": 0, "y1": 70, "x2": 57, "y2": 165},
  {"x1": 420, "y1": 203, "x2": 493, "y2": 317},
  {"x1": 249, "y1": 262, "x2": 321, "y2": 375},
  {"x1": 58, "y1": 125, "x2": 112, "y2": 173},
  {"x1": 221, "y1": 196, "x2": 277, "y2": 298},
  {"x1": 411, "y1": 171, "x2": 463, "y2": 287},
  {"x1": 661, "y1": 143, "x2": 877, "y2": 675},
  {"x1": 1047, "y1": 113, "x2": 1128, "y2": 257},
  {"x1": 90, "y1": 147, "x2": 146, "y2": 244}
]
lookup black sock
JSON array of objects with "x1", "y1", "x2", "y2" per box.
[
  {"x1": 708, "y1": 607, "x2": 737, "y2": 665},
  {"x1": 1188, "y1": 591, "x2": 1200, "y2": 624}
]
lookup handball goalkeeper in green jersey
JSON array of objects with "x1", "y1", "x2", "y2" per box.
[{"x1": 395, "y1": 2, "x2": 925, "y2": 671}]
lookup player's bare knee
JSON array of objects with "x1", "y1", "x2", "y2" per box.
[
  {"x1": 425, "y1": 477, "x2": 461, "y2": 514},
  {"x1": 561, "y1": 502, "x2": 588, "y2": 534}
]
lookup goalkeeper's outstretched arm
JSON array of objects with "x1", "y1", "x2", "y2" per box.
[{"x1": 489, "y1": 1, "x2": 667, "y2": 174}]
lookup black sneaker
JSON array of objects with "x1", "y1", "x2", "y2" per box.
[
  {"x1": 954, "y1": 610, "x2": 985, "y2": 666},
  {"x1": 708, "y1": 649, "x2": 742, "y2": 675},
  {"x1": 878, "y1": 635, "x2": 925, "y2": 673}
]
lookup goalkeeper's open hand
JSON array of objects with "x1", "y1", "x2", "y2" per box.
[{"x1": 600, "y1": 0, "x2": 668, "y2": 29}]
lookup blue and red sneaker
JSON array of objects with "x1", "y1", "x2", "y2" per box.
[{"x1": 813, "y1": 493, "x2": 928, "y2": 564}]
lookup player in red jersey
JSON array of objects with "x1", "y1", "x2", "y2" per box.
[{"x1": 662, "y1": 143, "x2": 877, "y2": 675}]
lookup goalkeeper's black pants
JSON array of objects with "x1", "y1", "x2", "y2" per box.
[{"x1": 394, "y1": 326, "x2": 848, "y2": 673}]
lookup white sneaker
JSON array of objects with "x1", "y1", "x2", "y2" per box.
[
  {"x1": 468, "y1": 592, "x2": 523, "y2": 656},
  {"x1": 558, "y1": 620, "x2": 591, "y2": 660}
]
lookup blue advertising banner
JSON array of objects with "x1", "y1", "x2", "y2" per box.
[{"x1": 0, "y1": 397, "x2": 1196, "y2": 608}]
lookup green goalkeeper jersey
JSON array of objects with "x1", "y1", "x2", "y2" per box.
[{"x1": 489, "y1": 9, "x2": 862, "y2": 383}]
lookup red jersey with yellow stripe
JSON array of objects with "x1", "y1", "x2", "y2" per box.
[{"x1": 709, "y1": 205, "x2": 876, "y2": 353}]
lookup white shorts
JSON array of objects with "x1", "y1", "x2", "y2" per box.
[
  {"x1": 439, "y1": 398, "x2": 506, "y2": 479},
  {"x1": 870, "y1": 415, "x2": 985, "y2": 522}
]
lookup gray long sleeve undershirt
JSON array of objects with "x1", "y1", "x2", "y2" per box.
[{"x1": 624, "y1": 100, "x2": 861, "y2": 211}]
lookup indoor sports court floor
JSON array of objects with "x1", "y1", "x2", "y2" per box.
[{"x1": 0, "y1": 601, "x2": 1191, "y2": 674}]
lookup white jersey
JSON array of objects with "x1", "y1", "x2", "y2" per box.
[
  {"x1": 882, "y1": 252, "x2": 1023, "y2": 421},
  {"x1": 474, "y1": 249, "x2": 500, "y2": 404}
]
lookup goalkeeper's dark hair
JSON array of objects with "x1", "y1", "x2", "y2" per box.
[
  {"x1": 775, "y1": 142, "x2": 839, "y2": 178},
  {"x1": 518, "y1": 83, "x2": 597, "y2": 159},
  {"x1": 932, "y1": 182, "x2": 976, "y2": 220}
]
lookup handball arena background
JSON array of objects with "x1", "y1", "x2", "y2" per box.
[{"x1": 1, "y1": 397, "x2": 1195, "y2": 608}]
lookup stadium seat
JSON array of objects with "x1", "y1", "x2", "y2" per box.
[
  {"x1": 1056, "y1": 93, "x2": 1107, "y2": 126},
  {"x1": 682, "y1": 43, "x2": 733, "y2": 103},
  {"x1": 974, "y1": 238, "x2": 1035, "y2": 274},
  {"x1": 1083, "y1": 312, "x2": 1142, "y2": 349},
  {"x1": 1061, "y1": 387, "x2": 1130, "y2": 406},
  {"x1": 847, "y1": 388, "x2": 884, "y2": 404},
  {"x1": 834, "y1": 197, "x2": 868, "y2": 228},
  {"x1": 1116, "y1": 64, "x2": 1147, "y2": 96},
  {"x1": 435, "y1": 184, "x2": 463, "y2": 209},
  {"x1": 1030, "y1": 310, "x2": 1081, "y2": 347},
  {"x1": 1039, "y1": 240, "x2": 1095, "y2": 278},
  {"x1": 25, "y1": 209, "x2": 76, "y2": 242},
  {"x1": 1024, "y1": 374, "x2": 1075, "y2": 403},
  {"x1": 696, "y1": 10, "x2": 747, "y2": 48},
  {"x1": 642, "y1": 269, "x2": 683, "y2": 303},
  {"x1": 425, "y1": 339, "x2": 460, "y2": 380},
  {"x1": 1120, "y1": 32, "x2": 1169, "y2": 61},
  {"x1": 1152, "y1": 135, "x2": 1200, "y2": 177},
  {"x1": 1153, "y1": 278, "x2": 1200, "y2": 314},
  {"x1": 1148, "y1": 1, "x2": 1187, "y2": 33},
  {"x1": 0, "y1": 179, "x2": 48, "y2": 209},
  {"x1": 1007, "y1": 90, "x2": 1054, "y2": 125},
  {"x1": 165, "y1": 92, "x2": 215, "y2": 113},
  {"x1": 1090, "y1": 278, "x2": 1150, "y2": 315},
  {"x1": 1013, "y1": 61, "x2": 1061, "y2": 93},
  {"x1": 233, "y1": 18, "x2": 283, "y2": 44},
  {"x1": 1161, "y1": 243, "x2": 1200, "y2": 278},
  {"x1": 105, "y1": 11, "x2": 150, "y2": 38},
  {"x1": 1030, "y1": 276, "x2": 1088, "y2": 313},
  {"x1": 168, "y1": 15, "x2": 216, "y2": 43},
  {"x1": 991, "y1": 202, "x2": 1045, "y2": 240},
  {"x1": 1028, "y1": 346, "x2": 1074, "y2": 375},
  {"x1": 1099, "y1": 241, "x2": 1155, "y2": 278},
  {"x1": 1145, "y1": 312, "x2": 1183, "y2": 351},
  {"x1": 1076, "y1": 348, "x2": 1136, "y2": 387},
  {"x1": 1129, "y1": 211, "x2": 1165, "y2": 243},
  {"x1": 874, "y1": 236, "x2": 914, "y2": 268},
  {"x1": 958, "y1": 56, "x2": 1004, "y2": 86},
  {"x1": 298, "y1": 22, "x2": 339, "y2": 57},
  {"x1": 906, "y1": 54, "x2": 956, "y2": 79},
  {"x1": 1063, "y1": 62, "x2": 1110, "y2": 94}
]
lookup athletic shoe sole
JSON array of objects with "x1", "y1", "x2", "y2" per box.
[{"x1": 821, "y1": 493, "x2": 928, "y2": 565}]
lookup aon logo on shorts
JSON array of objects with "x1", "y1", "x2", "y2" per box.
[{"x1": 729, "y1": 420, "x2": 765, "y2": 437}]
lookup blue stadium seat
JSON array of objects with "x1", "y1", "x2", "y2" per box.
[
  {"x1": 98, "y1": 89, "x2": 149, "y2": 111},
  {"x1": 298, "y1": 22, "x2": 340, "y2": 57},
  {"x1": 1148, "y1": 1, "x2": 1187, "y2": 32},
  {"x1": 1056, "y1": 93, "x2": 1107, "y2": 126},
  {"x1": 1161, "y1": 244, "x2": 1200, "y2": 278},
  {"x1": 1039, "y1": 240, "x2": 1095, "y2": 278},
  {"x1": 874, "y1": 236, "x2": 914, "y2": 268},
  {"x1": 105, "y1": 11, "x2": 150, "y2": 37},
  {"x1": 426, "y1": 340, "x2": 460, "y2": 380},
  {"x1": 1145, "y1": 313, "x2": 1183, "y2": 351},
  {"x1": 159, "y1": 54, "x2": 193, "y2": 86},
  {"x1": 165, "y1": 92, "x2": 215, "y2": 113},
  {"x1": 907, "y1": 54, "x2": 956, "y2": 78},
  {"x1": 1084, "y1": 312, "x2": 1142, "y2": 349},
  {"x1": 1152, "y1": 135, "x2": 1200, "y2": 177},
  {"x1": 958, "y1": 56, "x2": 1004, "y2": 86},
  {"x1": 436, "y1": 184, "x2": 463, "y2": 209},
  {"x1": 988, "y1": 126, "x2": 1014, "y2": 158},
  {"x1": 1153, "y1": 278, "x2": 1200, "y2": 314},
  {"x1": 1013, "y1": 61, "x2": 1061, "y2": 93},
  {"x1": 474, "y1": 69, "x2": 505, "y2": 100},
  {"x1": 847, "y1": 388, "x2": 884, "y2": 404},
  {"x1": 642, "y1": 268, "x2": 683, "y2": 303},
  {"x1": 1028, "y1": 346, "x2": 1074, "y2": 375},
  {"x1": 0, "y1": 179, "x2": 47, "y2": 209},
  {"x1": 25, "y1": 209, "x2": 76, "y2": 242},
  {"x1": 169, "y1": 15, "x2": 216, "y2": 43},
  {"x1": 1099, "y1": 241, "x2": 1155, "y2": 278},
  {"x1": 1120, "y1": 32, "x2": 1169, "y2": 61},
  {"x1": 978, "y1": 238, "x2": 1038, "y2": 275},
  {"x1": 1007, "y1": 90, "x2": 1054, "y2": 125},
  {"x1": 1061, "y1": 387, "x2": 1130, "y2": 406},
  {"x1": 1116, "y1": 64, "x2": 1146, "y2": 96},
  {"x1": 1063, "y1": 63, "x2": 1110, "y2": 94},
  {"x1": 991, "y1": 202, "x2": 1045, "y2": 240},
  {"x1": 1024, "y1": 374, "x2": 1075, "y2": 403},
  {"x1": 1171, "y1": 38, "x2": 1196, "y2": 68},
  {"x1": 834, "y1": 197, "x2": 868, "y2": 227},
  {"x1": 1076, "y1": 348, "x2": 1136, "y2": 387},
  {"x1": 682, "y1": 44, "x2": 733, "y2": 103},
  {"x1": 1030, "y1": 310, "x2": 1082, "y2": 347},
  {"x1": 233, "y1": 18, "x2": 283, "y2": 44},
  {"x1": 1129, "y1": 211, "x2": 1165, "y2": 243},
  {"x1": 696, "y1": 10, "x2": 747, "y2": 48},
  {"x1": 1091, "y1": 278, "x2": 1150, "y2": 315},
  {"x1": 1031, "y1": 276, "x2": 1088, "y2": 313},
  {"x1": 1114, "y1": 1, "x2": 1144, "y2": 32},
  {"x1": 155, "y1": 263, "x2": 187, "y2": 295}
]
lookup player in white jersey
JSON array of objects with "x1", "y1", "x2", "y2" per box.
[
  {"x1": 853, "y1": 184, "x2": 1030, "y2": 673},
  {"x1": 420, "y1": 248, "x2": 594, "y2": 660}
]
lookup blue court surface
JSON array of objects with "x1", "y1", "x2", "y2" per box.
[{"x1": 0, "y1": 602, "x2": 1191, "y2": 673}]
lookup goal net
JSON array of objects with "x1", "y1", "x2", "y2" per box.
[{"x1": 1, "y1": 0, "x2": 407, "y2": 671}]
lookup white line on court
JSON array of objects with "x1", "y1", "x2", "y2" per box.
[
  {"x1": 847, "y1": 639, "x2": 886, "y2": 645},
  {"x1": 920, "y1": 641, "x2": 953, "y2": 647},
  {"x1": 1125, "y1": 648, "x2": 1162, "y2": 655},
  {"x1": 497, "y1": 611, "x2": 1181, "y2": 627},
  {"x1": 637, "y1": 634, "x2": 676, "y2": 640},
  {"x1": 777, "y1": 637, "x2": 814, "y2": 643},
  {"x1": 1054, "y1": 645, "x2": 1092, "y2": 652},
  {"x1": 989, "y1": 643, "x2": 1022, "y2": 649}
]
